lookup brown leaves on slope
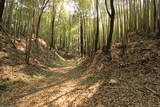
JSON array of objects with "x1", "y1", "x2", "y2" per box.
[{"x1": 81, "y1": 34, "x2": 160, "y2": 106}]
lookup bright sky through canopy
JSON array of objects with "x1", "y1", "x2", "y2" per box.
[{"x1": 64, "y1": 1, "x2": 76, "y2": 14}]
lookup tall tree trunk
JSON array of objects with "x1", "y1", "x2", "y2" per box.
[
  {"x1": 100, "y1": 9, "x2": 105, "y2": 49},
  {"x1": 35, "y1": 11, "x2": 43, "y2": 43},
  {"x1": 80, "y1": 14, "x2": 84, "y2": 56},
  {"x1": 104, "y1": 0, "x2": 115, "y2": 55},
  {"x1": 50, "y1": 13, "x2": 56, "y2": 50},
  {"x1": 95, "y1": 0, "x2": 99, "y2": 52},
  {"x1": 7, "y1": 0, "x2": 14, "y2": 33},
  {"x1": 0, "y1": 0, "x2": 5, "y2": 23},
  {"x1": 153, "y1": 0, "x2": 157, "y2": 32},
  {"x1": 35, "y1": 0, "x2": 49, "y2": 44},
  {"x1": 25, "y1": 12, "x2": 32, "y2": 65}
]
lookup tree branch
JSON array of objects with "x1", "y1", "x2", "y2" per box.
[
  {"x1": 105, "y1": 0, "x2": 111, "y2": 17},
  {"x1": 145, "y1": 86, "x2": 160, "y2": 97}
]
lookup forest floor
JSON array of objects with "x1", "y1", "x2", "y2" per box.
[{"x1": 0, "y1": 32, "x2": 160, "y2": 107}]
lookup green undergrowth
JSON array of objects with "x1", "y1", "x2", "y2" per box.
[
  {"x1": 45, "y1": 58, "x2": 68, "y2": 68},
  {"x1": 0, "y1": 79, "x2": 27, "y2": 92},
  {"x1": 30, "y1": 71, "x2": 46, "y2": 80},
  {"x1": 57, "y1": 60, "x2": 68, "y2": 66}
]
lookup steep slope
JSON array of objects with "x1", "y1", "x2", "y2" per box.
[
  {"x1": 81, "y1": 33, "x2": 160, "y2": 106},
  {"x1": 0, "y1": 31, "x2": 67, "y2": 94}
]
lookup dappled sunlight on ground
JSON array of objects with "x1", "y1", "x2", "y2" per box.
[
  {"x1": 0, "y1": 64, "x2": 32, "y2": 82},
  {"x1": 1, "y1": 32, "x2": 160, "y2": 106},
  {"x1": 0, "y1": 52, "x2": 9, "y2": 59},
  {"x1": 48, "y1": 66, "x2": 75, "y2": 73},
  {"x1": 0, "y1": 60, "x2": 104, "y2": 107}
]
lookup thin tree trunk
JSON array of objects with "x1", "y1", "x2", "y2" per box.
[
  {"x1": 80, "y1": 14, "x2": 84, "y2": 56},
  {"x1": 95, "y1": 0, "x2": 99, "y2": 52},
  {"x1": 0, "y1": 0, "x2": 5, "y2": 23},
  {"x1": 35, "y1": 0, "x2": 49, "y2": 44},
  {"x1": 153, "y1": 0, "x2": 157, "y2": 32},
  {"x1": 8, "y1": 0, "x2": 14, "y2": 34},
  {"x1": 35, "y1": 11, "x2": 43, "y2": 44},
  {"x1": 50, "y1": 13, "x2": 56, "y2": 50},
  {"x1": 26, "y1": 12, "x2": 32, "y2": 65}
]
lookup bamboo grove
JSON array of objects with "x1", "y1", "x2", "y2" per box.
[{"x1": 0, "y1": 0, "x2": 160, "y2": 60}]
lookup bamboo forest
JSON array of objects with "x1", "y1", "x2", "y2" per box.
[{"x1": 0, "y1": 0, "x2": 160, "y2": 106}]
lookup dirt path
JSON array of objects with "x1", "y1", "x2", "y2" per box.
[{"x1": 0, "y1": 61, "x2": 103, "y2": 107}]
